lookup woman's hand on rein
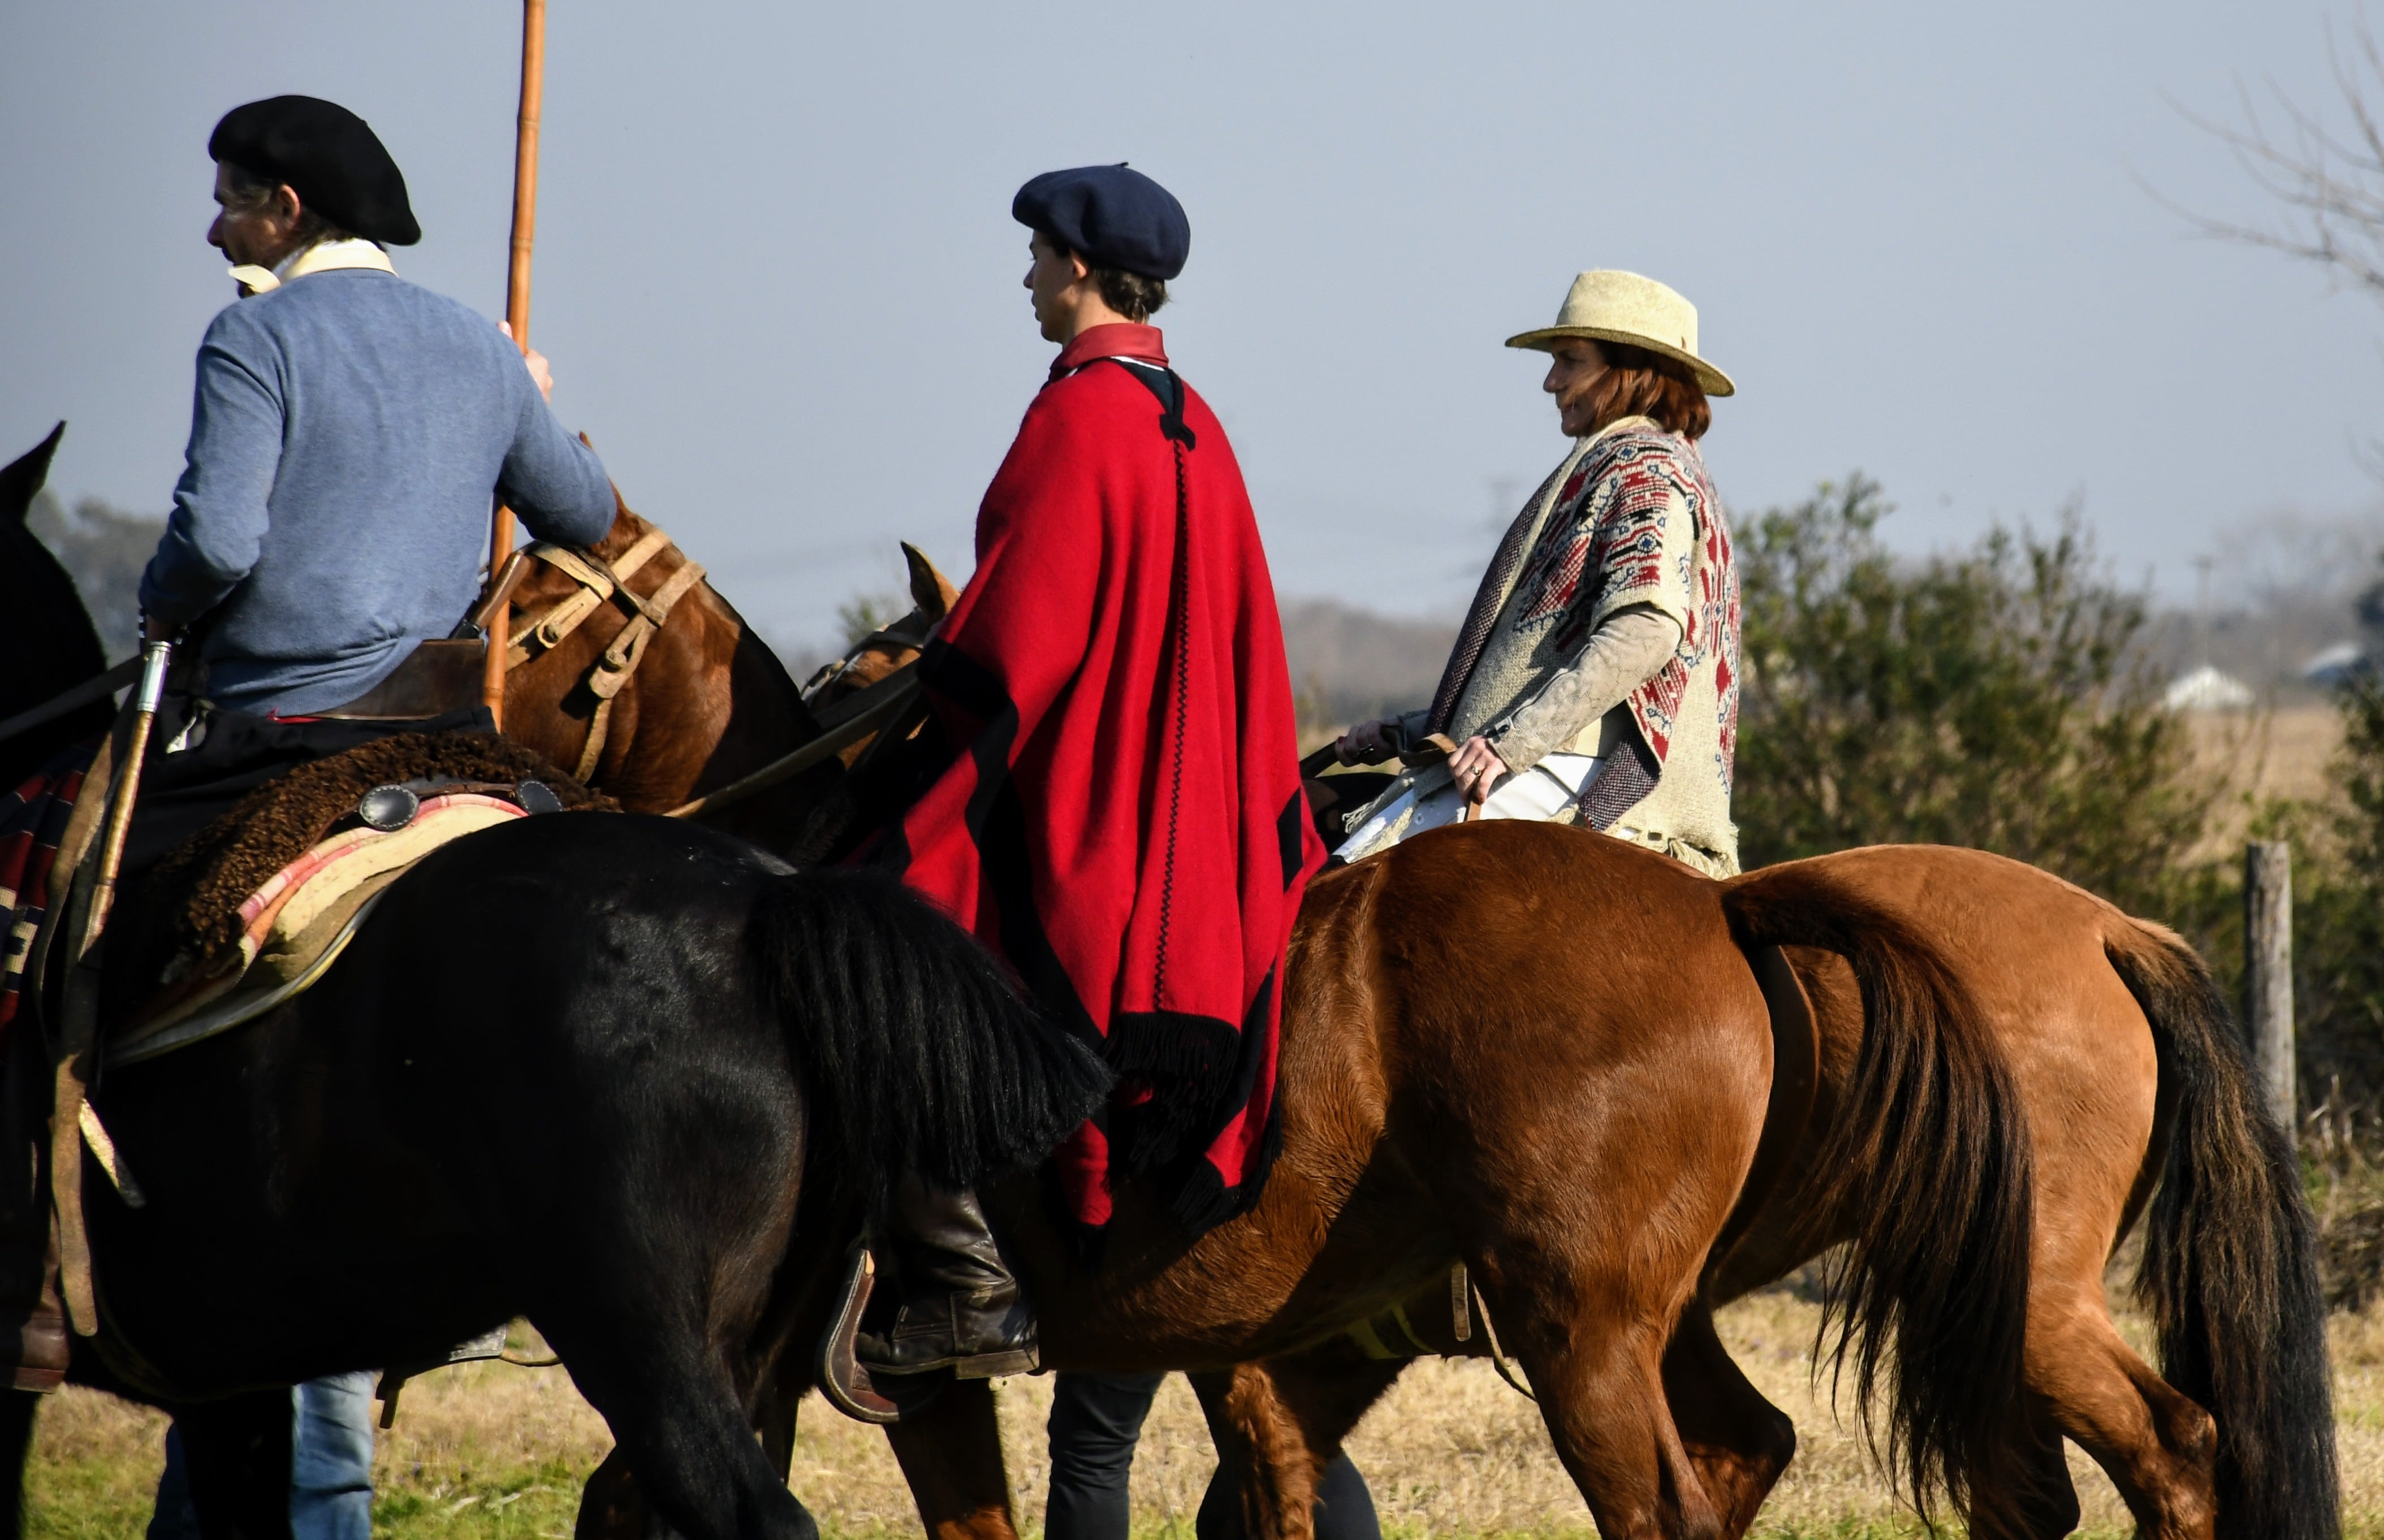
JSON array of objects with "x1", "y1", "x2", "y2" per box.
[
  {"x1": 1449, "y1": 735, "x2": 1509, "y2": 805},
  {"x1": 1336, "y1": 718, "x2": 1394, "y2": 765}
]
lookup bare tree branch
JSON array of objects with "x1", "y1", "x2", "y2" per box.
[{"x1": 2157, "y1": 14, "x2": 2384, "y2": 297}]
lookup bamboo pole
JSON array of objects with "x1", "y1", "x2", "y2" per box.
[{"x1": 482, "y1": 0, "x2": 549, "y2": 729}]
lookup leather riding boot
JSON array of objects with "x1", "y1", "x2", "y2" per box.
[
  {"x1": 0, "y1": 1029, "x2": 67, "y2": 1394},
  {"x1": 0, "y1": 1226, "x2": 69, "y2": 1393},
  {"x1": 853, "y1": 1176, "x2": 1038, "y2": 1378}
]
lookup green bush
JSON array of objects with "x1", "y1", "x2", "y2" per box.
[
  {"x1": 1734, "y1": 475, "x2": 2384, "y2": 1143},
  {"x1": 1733, "y1": 475, "x2": 2215, "y2": 914}
]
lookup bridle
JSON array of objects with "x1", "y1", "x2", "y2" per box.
[{"x1": 503, "y1": 527, "x2": 708, "y2": 781}]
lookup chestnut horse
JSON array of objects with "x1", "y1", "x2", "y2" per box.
[
  {"x1": 498, "y1": 517, "x2": 2331, "y2": 1538},
  {"x1": 1203, "y1": 850, "x2": 2332, "y2": 1540}
]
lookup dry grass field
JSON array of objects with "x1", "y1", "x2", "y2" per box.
[
  {"x1": 27, "y1": 1284, "x2": 2384, "y2": 1538},
  {"x1": 2186, "y1": 702, "x2": 2346, "y2": 853}
]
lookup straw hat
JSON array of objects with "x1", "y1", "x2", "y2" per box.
[{"x1": 1505, "y1": 270, "x2": 1735, "y2": 397}]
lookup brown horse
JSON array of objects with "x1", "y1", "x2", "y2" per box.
[
  {"x1": 1200, "y1": 848, "x2": 2332, "y2": 1540},
  {"x1": 884, "y1": 828, "x2": 2035, "y2": 1540}
]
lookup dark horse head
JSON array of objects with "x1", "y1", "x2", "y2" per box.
[{"x1": 1, "y1": 423, "x2": 114, "y2": 788}]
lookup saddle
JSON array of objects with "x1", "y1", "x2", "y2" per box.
[{"x1": 77, "y1": 733, "x2": 610, "y2": 1065}]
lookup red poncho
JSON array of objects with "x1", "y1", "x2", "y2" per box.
[{"x1": 885, "y1": 323, "x2": 1324, "y2": 1241}]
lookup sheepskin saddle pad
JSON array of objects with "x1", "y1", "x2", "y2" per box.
[{"x1": 101, "y1": 733, "x2": 611, "y2": 1063}]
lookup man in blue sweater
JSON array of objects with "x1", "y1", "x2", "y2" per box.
[
  {"x1": 143, "y1": 93, "x2": 616, "y2": 713},
  {"x1": 113, "y1": 96, "x2": 619, "y2": 873}
]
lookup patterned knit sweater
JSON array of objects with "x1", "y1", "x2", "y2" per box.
[{"x1": 1437, "y1": 417, "x2": 1742, "y2": 873}]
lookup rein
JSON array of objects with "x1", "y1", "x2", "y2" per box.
[
  {"x1": 666, "y1": 666, "x2": 921, "y2": 820},
  {"x1": 660, "y1": 599, "x2": 941, "y2": 821},
  {"x1": 505, "y1": 530, "x2": 708, "y2": 780},
  {"x1": 0, "y1": 658, "x2": 140, "y2": 749}
]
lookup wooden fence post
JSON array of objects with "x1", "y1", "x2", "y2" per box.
[{"x1": 2244, "y1": 840, "x2": 2295, "y2": 1135}]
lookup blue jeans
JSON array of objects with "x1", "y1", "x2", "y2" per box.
[{"x1": 149, "y1": 1372, "x2": 377, "y2": 1540}]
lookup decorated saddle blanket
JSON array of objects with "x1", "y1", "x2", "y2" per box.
[
  {"x1": 0, "y1": 742, "x2": 103, "y2": 1045},
  {"x1": 98, "y1": 733, "x2": 609, "y2": 1061}
]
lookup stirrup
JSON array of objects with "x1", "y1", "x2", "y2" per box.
[{"x1": 817, "y1": 1241, "x2": 949, "y2": 1425}]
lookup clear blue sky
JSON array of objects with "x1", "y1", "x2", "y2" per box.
[{"x1": 4, "y1": 2, "x2": 2377, "y2": 647}]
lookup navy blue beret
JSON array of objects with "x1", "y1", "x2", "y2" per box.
[
  {"x1": 210, "y1": 96, "x2": 420, "y2": 247},
  {"x1": 1013, "y1": 164, "x2": 1189, "y2": 281}
]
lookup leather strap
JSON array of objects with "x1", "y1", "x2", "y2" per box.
[
  {"x1": 667, "y1": 667, "x2": 921, "y2": 820},
  {"x1": 486, "y1": 525, "x2": 706, "y2": 782},
  {"x1": 571, "y1": 556, "x2": 706, "y2": 780},
  {"x1": 507, "y1": 528, "x2": 675, "y2": 665},
  {"x1": 0, "y1": 660, "x2": 140, "y2": 749}
]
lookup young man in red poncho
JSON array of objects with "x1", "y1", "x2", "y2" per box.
[{"x1": 853, "y1": 167, "x2": 1325, "y2": 1411}]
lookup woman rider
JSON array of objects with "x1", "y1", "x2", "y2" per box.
[{"x1": 1334, "y1": 269, "x2": 1741, "y2": 876}]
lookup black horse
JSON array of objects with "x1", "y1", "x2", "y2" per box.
[{"x1": 0, "y1": 434, "x2": 1111, "y2": 1539}]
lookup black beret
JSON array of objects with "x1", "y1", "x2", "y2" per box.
[
  {"x1": 1013, "y1": 164, "x2": 1189, "y2": 281},
  {"x1": 209, "y1": 96, "x2": 420, "y2": 247}
]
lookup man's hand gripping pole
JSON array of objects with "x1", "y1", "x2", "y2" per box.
[{"x1": 80, "y1": 635, "x2": 173, "y2": 951}]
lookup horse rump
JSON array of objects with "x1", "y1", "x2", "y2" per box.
[
  {"x1": 2107, "y1": 919, "x2": 2338, "y2": 1540},
  {"x1": 749, "y1": 868, "x2": 1111, "y2": 1209},
  {"x1": 1723, "y1": 862, "x2": 2039, "y2": 1534}
]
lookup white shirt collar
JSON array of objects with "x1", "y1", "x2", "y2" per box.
[{"x1": 228, "y1": 238, "x2": 395, "y2": 296}]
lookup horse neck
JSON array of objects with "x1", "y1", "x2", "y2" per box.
[{"x1": 0, "y1": 525, "x2": 114, "y2": 788}]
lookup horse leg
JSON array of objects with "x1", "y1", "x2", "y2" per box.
[
  {"x1": 2024, "y1": 1305, "x2": 2214, "y2": 1539},
  {"x1": 573, "y1": 1448, "x2": 647, "y2": 1540},
  {"x1": 1483, "y1": 1269, "x2": 1721, "y2": 1540},
  {"x1": 1190, "y1": 1343, "x2": 1406, "y2": 1540},
  {"x1": 1657, "y1": 1302, "x2": 1793, "y2": 1539},
  {"x1": 573, "y1": 1375, "x2": 801, "y2": 1540},
  {"x1": 536, "y1": 1205, "x2": 813, "y2": 1539},
  {"x1": 882, "y1": 1378, "x2": 1018, "y2": 1540},
  {"x1": 174, "y1": 1390, "x2": 296, "y2": 1540},
  {"x1": 552, "y1": 1316, "x2": 815, "y2": 1540},
  {"x1": 1952, "y1": 1404, "x2": 2081, "y2": 1540}
]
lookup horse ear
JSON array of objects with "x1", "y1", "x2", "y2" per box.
[
  {"x1": 0, "y1": 422, "x2": 65, "y2": 526},
  {"x1": 901, "y1": 542, "x2": 959, "y2": 623}
]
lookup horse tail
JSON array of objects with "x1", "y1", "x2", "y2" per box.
[
  {"x1": 1721, "y1": 862, "x2": 2036, "y2": 1533},
  {"x1": 750, "y1": 867, "x2": 1113, "y2": 1210},
  {"x1": 2105, "y1": 918, "x2": 2338, "y2": 1540}
]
